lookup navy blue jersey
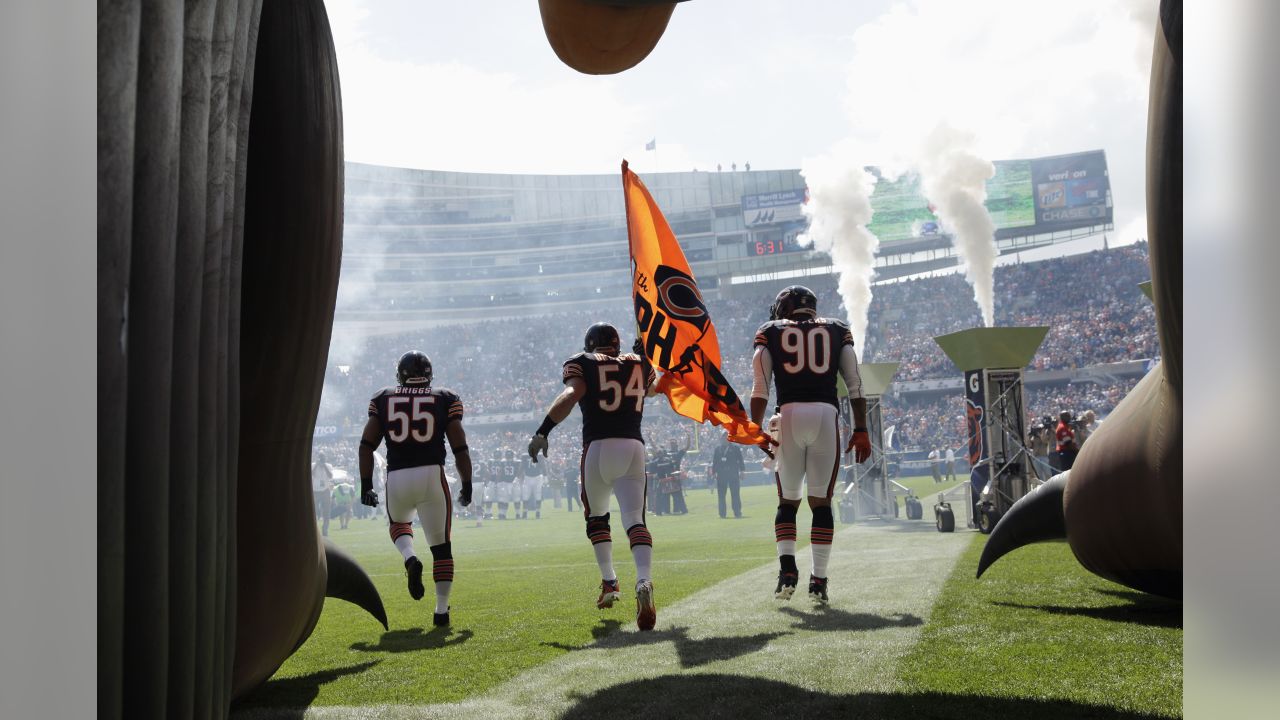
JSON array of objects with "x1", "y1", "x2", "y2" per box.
[
  {"x1": 497, "y1": 459, "x2": 521, "y2": 483},
  {"x1": 563, "y1": 352, "x2": 656, "y2": 445},
  {"x1": 368, "y1": 385, "x2": 463, "y2": 471},
  {"x1": 754, "y1": 318, "x2": 854, "y2": 408},
  {"x1": 522, "y1": 456, "x2": 544, "y2": 478}
]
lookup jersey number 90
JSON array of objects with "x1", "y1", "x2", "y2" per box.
[
  {"x1": 779, "y1": 326, "x2": 831, "y2": 374},
  {"x1": 386, "y1": 396, "x2": 436, "y2": 442}
]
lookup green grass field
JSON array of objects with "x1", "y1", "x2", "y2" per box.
[
  {"x1": 233, "y1": 481, "x2": 1182, "y2": 719},
  {"x1": 236, "y1": 483, "x2": 795, "y2": 709},
  {"x1": 899, "y1": 537, "x2": 1183, "y2": 718}
]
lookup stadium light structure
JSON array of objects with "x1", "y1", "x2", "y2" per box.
[
  {"x1": 837, "y1": 362, "x2": 903, "y2": 523},
  {"x1": 933, "y1": 327, "x2": 1048, "y2": 534}
]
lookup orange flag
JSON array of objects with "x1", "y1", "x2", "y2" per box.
[{"x1": 622, "y1": 161, "x2": 767, "y2": 446}]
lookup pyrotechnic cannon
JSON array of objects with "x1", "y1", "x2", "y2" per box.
[
  {"x1": 933, "y1": 327, "x2": 1049, "y2": 533},
  {"x1": 837, "y1": 363, "x2": 901, "y2": 522}
]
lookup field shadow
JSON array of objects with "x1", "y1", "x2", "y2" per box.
[
  {"x1": 350, "y1": 626, "x2": 474, "y2": 653},
  {"x1": 231, "y1": 661, "x2": 378, "y2": 719},
  {"x1": 543, "y1": 619, "x2": 790, "y2": 668},
  {"x1": 992, "y1": 588, "x2": 1182, "y2": 629},
  {"x1": 777, "y1": 605, "x2": 923, "y2": 633},
  {"x1": 561, "y1": 674, "x2": 1169, "y2": 720}
]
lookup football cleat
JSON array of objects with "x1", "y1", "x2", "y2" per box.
[
  {"x1": 433, "y1": 608, "x2": 450, "y2": 627},
  {"x1": 635, "y1": 580, "x2": 657, "y2": 631},
  {"x1": 597, "y1": 579, "x2": 622, "y2": 609},
  {"x1": 775, "y1": 571, "x2": 799, "y2": 601},
  {"x1": 808, "y1": 576, "x2": 829, "y2": 605},
  {"x1": 405, "y1": 557, "x2": 425, "y2": 601}
]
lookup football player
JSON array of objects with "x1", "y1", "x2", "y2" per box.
[
  {"x1": 528, "y1": 322, "x2": 660, "y2": 631},
  {"x1": 496, "y1": 448, "x2": 523, "y2": 520},
  {"x1": 521, "y1": 446, "x2": 545, "y2": 519},
  {"x1": 750, "y1": 286, "x2": 872, "y2": 604},
  {"x1": 468, "y1": 454, "x2": 486, "y2": 527},
  {"x1": 359, "y1": 351, "x2": 472, "y2": 627}
]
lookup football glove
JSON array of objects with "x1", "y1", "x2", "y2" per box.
[
  {"x1": 756, "y1": 432, "x2": 778, "y2": 460},
  {"x1": 528, "y1": 433, "x2": 549, "y2": 462},
  {"x1": 847, "y1": 430, "x2": 872, "y2": 463},
  {"x1": 632, "y1": 337, "x2": 645, "y2": 356},
  {"x1": 459, "y1": 480, "x2": 473, "y2": 507},
  {"x1": 361, "y1": 490, "x2": 379, "y2": 507}
]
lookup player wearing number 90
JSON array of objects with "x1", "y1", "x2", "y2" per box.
[
  {"x1": 359, "y1": 351, "x2": 472, "y2": 627},
  {"x1": 527, "y1": 322, "x2": 661, "y2": 631},
  {"x1": 751, "y1": 286, "x2": 871, "y2": 605}
]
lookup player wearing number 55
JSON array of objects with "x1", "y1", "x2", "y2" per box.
[
  {"x1": 528, "y1": 322, "x2": 662, "y2": 631},
  {"x1": 359, "y1": 351, "x2": 473, "y2": 627},
  {"x1": 750, "y1": 286, "x2": 871, "y2": 605}
]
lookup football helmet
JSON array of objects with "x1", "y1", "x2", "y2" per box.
[
  {"x1": 769, "y1": 285, "x2": 818, "y2": 320},
  {"x1": 396, "y1": 351, "x2": 432, "y2": 385},
  {"x1": 584, "y1": 322, "x2": 621, "y2": 353}
]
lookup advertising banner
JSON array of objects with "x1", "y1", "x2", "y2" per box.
[
  {"x1": 964, "y1": 369, "x2": 988, "y2": 505},
  {"x1": 1030, "y1": 150, "x2": 1112, "y2": 231},
  {"x1": 741, "y1": 189, "x2": 807, "y2": 227}
]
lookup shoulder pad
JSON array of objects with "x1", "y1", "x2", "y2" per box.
[
  {"x1": 756, "y1": 319, "x2": 786, "y2": 333},
  {"x1": 565, "y1": 352, "x2": 590, "y2": 364},
  {"x1": 370, "y1": 386, "x2": 396, "y2": 400},
  {"x1": 820, "y1": 317, "x2": 850, "y2": 330}
]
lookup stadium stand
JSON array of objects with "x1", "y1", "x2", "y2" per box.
[{"x1": 315, "y1": 243, "x2": 1156, "y2": 471}]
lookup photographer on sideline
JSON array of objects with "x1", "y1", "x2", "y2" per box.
[
  {"x1": 1027, "y1": 420, "x2": 1054, "y2": 481},
  {"x1": 1054, "y1": 410, "x2": 1080, "y2": 471},
  {"x1": 1076, "y1": 410, "x2": 1097, "y2": 447}
]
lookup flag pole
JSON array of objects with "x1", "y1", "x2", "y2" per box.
[{"x1": 623, "y1": 160, "x2": 644, "y2": 350}]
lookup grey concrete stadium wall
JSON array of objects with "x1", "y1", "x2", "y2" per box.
[{"x1": 98, "y1": 1, "x2": 384, "y2": 717}]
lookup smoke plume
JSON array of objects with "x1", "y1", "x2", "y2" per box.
[
  {"x1": 798, "y1": 151, "x2": 880, "y2": 349},
  {"x1": 917, "y1": 125, "x2": 998, "y2": 326}
]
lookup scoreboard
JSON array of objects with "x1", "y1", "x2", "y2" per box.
[{"x1": 746, "y1": 225, "x2": 806, "y2": 257}]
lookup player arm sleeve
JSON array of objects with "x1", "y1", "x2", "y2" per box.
[
  {"x1": 447, "y1": 394, "x2": 464, "y2": 422},
  {"x1": 750, "y1": 346, "x2": 772, "y2": 401},
  {"x1": 839, "y1": 344, "x2": 864, "y2": 400},
  {"x1": 562, "y1": 358, "x2": 584, "y2": 385}
]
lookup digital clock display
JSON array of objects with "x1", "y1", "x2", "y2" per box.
[{"x1": 746, "y1": 229, "x2": 805, "y2": 257}]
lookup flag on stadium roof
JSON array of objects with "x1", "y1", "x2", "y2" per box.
[
  {"x1": 645, "y1": 138, "x2": 656, "y2": 151},
  {"x1": 622, "y1": 160, "x2": 768, "y2": 447}
]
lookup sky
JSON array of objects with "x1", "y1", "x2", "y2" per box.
[{"x1": 323, "y1": 0, "x2": 1157, "y2": 245}]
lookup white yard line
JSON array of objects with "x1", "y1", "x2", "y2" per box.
[{"x1": 235, "y1": 521, "x2": 972, "y2": 720}]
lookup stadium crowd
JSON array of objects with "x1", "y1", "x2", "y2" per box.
[{"x1": 315, "y1": 243, "x2": 1156, "y2": 471}]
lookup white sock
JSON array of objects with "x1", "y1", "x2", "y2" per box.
[
  {"x1": 394, "y1": 535, "x2": 415, "y2": 561},
  {"x1": 631, "y1": 544, "x2": 653, "y2": 584},
  {"x1": 434, "y1": 582, "x2": 451, "y2": 614},
  {"x1": 811, "y1": 544, "x2": 832, "y2": 579},
  {"x1": 593, "y1": 541, "x2": 616, "y2": 582},
  {"x1": 777, "y1": 540, "x2": 796, "y2": 557}
]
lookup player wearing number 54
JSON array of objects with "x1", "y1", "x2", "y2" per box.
[{"x1": 527, "y1": 322, "x2": 662, "y2": 632}]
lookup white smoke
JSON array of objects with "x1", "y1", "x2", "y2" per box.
[
  {"x1": 798, "y1": 150, "x2": 880, "y2": 349},
  {"x1": 806, "y1": 0, "x2": 1157, "y2": 334},
  {"x1": 318, "y1": 224, "x2": 389, "y2": 423},
  {"x1": 917, "y1": 125, "x2": 998, "y2": 326}
]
